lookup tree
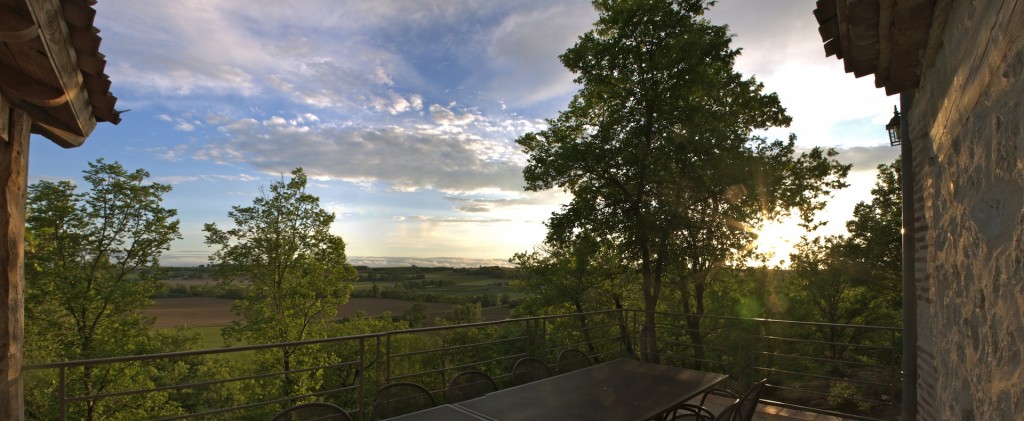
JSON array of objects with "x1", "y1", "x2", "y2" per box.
[
  {"x1": 402, "y1": 302, "x2": 428, "y2": 328},
  {"x1": 441, "y1": 303, "x2": 484, "y2": 325},
  {"x1": 511, "y1": 233, "x2": 638, "y2": 356},
  {"x1": 786, "y1": 158, "x2": 904, "y2": 369},
  {"x1": 843, "y1": 158, "x2": 902, "y2": 280},
  {"x1": 517, "y1": 0, "x2": 847, "y2": 362},
  {"x1": 24, "y1": 159, "x2": 183, "y2": 420},
  {"x1": 203, "y1": 168, "x2": 356, "y2": 397}
]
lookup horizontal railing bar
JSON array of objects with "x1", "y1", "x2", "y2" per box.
[
  {"x1": 756, "y1": 334, "x2": 897, "y2": 351},
  {"x1": 29, "y1": 311, "x2": 626, "y2": 371},
  {"x1": 658, "y1": 340, "x2": 730, "y2": 352},
  {"x1": 390, "y1": 335, "x2": 527, "y2": 359},
  {"x1": 755, "y1": 366, "x2": 895, "y2": 388},
  {"x1": 151, "y1": 384, "x2": 349, "y2": 421},
  {"x1": 439, "y1": 335, "x2": 529, "y2": 353},
  {"x1": 33, "y1": 309, "x2": 902, "y2": 420},
  {"x1": 767, "y1": 384, "x2": 893, "y2": 406},
  {"x1": 755, "y1": 351, "x2": 897, "y2": 369},
  {"x1": 67, "y1": 359, "x2": 362, "y2": 403},
  {"x1": 441, "y1": 354, "x2": 526, "y2": 374},
  {"x1": 647, "y1": 311, "x2": 902, "y2": 332},
  {"x1": 758, "y1": 399, "x2": 889, "y2": 421},
  {"x1": 26, "y1": 337, "x2": 373, "y2": 371}
]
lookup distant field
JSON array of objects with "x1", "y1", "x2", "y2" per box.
[{"x1": 144, "y1": 297, "x2": 509, "y2": 329}]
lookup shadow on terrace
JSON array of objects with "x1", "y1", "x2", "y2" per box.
[{"x1": 24, "y1": 310, "x2": 900, "y2": 420}]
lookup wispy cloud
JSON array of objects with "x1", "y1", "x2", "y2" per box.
[{"x1": 197, "y1": 113, "x2": 534, "y2": 193}]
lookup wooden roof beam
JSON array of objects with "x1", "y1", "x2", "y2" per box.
[
  {"x1": 874, "y1": 0, "x2": 895, "y2": 90},
  {"x1": 0, "y1": 3, "x2": 38, "y2": 43},
  {"x1": 22, "y1": 0, "x2": 96, "y2": 146},
  {"x1": 0, "y1": 62, "x2": 67, "y2": 107}
]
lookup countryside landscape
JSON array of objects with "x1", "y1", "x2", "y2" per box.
[
  {"x1": 9, "y1": 1, "x2": 916, "y2": 420},
  {"x1": 145, "y1": 266, "x2": 517, "y2": 346}
]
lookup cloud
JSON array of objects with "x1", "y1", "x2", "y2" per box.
[
  {"x1": 346, "y1": 256, "x2": 511, "y2": 268},
  {"x1": 444, "y1": 193, "x2": 564, "y2": 213},
  {"x1": 152, "y1": 175, "x2": 200, "y2": 185},
  {"x1": 486, "y1": 2, "x2": 596, "y2": 106},
  {"x1": 399, "y1": 215, "x2": 511, "y2": 224},
  {"x1": 201, "y1": 115, "x2": 531, "y2": 193},
  {"x1": 429, "y1": 104, "x2": 478, "y2": 126},
  {"x1": 832, "y1": 146, "x2": 901, "y2": 172}
]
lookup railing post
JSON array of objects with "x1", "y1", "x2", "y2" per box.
[
  {"x1": 358, "y1": 337, "x2": 365, "y2": 421},
  {"x1": 58, "y1": 366, "x2": 66, "y2": 421},
  {"x1": 385, "y1": 332, "x2": 392, "y2": 382},
  {"x1": 891, "y1": 328, "x2": 900, "y2": 413}
]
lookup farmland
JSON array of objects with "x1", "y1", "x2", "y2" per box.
[{"x1": 143, "y1": 266, "x2": 518, "y2": 341}]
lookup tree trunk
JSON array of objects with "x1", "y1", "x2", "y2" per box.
[
  {"x1": 639, "y1": 248, "x2": 660, "y2": 363},
  {"x1": 573, "y1": 302, "x2": 599, "y2": 358},
  {"x1": 1, "y1": 100, "x2": 29, "y2": 421},
  {"x1": 614, "y1": 298, "x2": 634, "y2": 358},
  {"x1": 684, "y1": 314, "x2": 705, "y2": 370}
]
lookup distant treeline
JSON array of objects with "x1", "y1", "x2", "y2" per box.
[
  {"x1": 350, "y1": 282, "x2": 516, "y2": 308},
  {"x1": 356, "y1": 265, "x2": 518, "y2": 281}
]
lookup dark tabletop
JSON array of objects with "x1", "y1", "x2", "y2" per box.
[
  {"x1": 382, "y1": 404, "x2": 495, "y2": 421},
  {"x1": 455, "y1": 358, "x2": 727, "y2": 421}
]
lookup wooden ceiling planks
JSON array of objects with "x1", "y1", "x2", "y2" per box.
[
  {"x1": 0, "y1": 0, "x2": 118, "y2": 147},
  {"x1": 814, "y1": 0, "x2": 939, "y2": 96}
]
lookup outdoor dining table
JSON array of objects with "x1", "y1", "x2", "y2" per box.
[
  {"x1": 382, "y1": 403, "x2": 495, "y2": 421},
  {"x1": 454, "y1": 358, "x2": 728, "y2": 421}
]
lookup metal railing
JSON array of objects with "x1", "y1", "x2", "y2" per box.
[{"x1": 23, "y1": 309, "x2": 899, "y2": 420}]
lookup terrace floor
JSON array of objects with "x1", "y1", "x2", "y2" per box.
[{"x1": 696, "y1": 395, "x2": 850, "y2": 421}]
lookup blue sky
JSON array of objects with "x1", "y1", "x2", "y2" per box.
[{"x1": 28, "y1": 0, "x2": 899, "y2": 267}]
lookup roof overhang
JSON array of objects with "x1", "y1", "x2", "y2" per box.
[
  {"x1": 814, "y1": 0, "x2": 948, "y2": 96},
  {"x1": 0, "y1": 0, "x2": 119, "y2": 148}
]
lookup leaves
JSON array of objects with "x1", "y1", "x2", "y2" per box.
[
  {"x1": 25, "y1": 159, "x2": 182, "y2": 362},
  {"x1": 516, "y1": 0, "x2": 849, "y2": 362},
  {"x1": 204, "y1": 168, "x2": 356, "y2": 347}
]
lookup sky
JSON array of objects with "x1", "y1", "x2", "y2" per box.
[{"x1": 28, "y1": 0, "x2": 900, "y2": 267}]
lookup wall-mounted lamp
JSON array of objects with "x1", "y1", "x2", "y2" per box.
[{"x1": 886, "y1": 106, "x2": 901, "y2": 146}]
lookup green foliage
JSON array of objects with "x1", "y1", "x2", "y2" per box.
[
  {"x1": 788, "y1": 158, "x2": 903, "y2": 330},
  {"x1": 442, "y1": 302, "x2": 484, "y2": 325},
  {"x1": 516, "y1": 0, "x2": 849, "y2": 362},
  {"x1": 204, "y1": 168, "x2": 357, "y2": 345},
  {"x1": 24, "y1": 159, "x2": 189, "y2": 420},
  {"x1": 402, "y1": 302, "x2": 429, "y2": 328},
  {"x1": 204, "y1": 168, "x2": 357, "y2": 398}
]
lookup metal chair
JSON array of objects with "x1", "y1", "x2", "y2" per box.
[
  {"x1": 556, "y1": 349, "x2": 592, "y2": 373},
  {"x1": 371, "y1": 382, "x2": 436, "y2": 420},
  {"x1": 270, "y1": 402, "x2": 353, "y2": 421},
  {"x1": 671, "y1": 378, "x2": 767, "y2": 421},
  {"x1": 511, "y1": 357, "x2": 552, "y2": 386},
  {"x1": 670, "y1": 398, "x2": 741, "y2": 421},
  {"x1": 446, "y1": 370, "x2": 498, "y2": 403}
]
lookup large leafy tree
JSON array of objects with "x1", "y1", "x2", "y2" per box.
[
  {"x1": 24, "y1": 159, "x2": 184, "y2": 419},
  {"x1": 787, "y1": 158, "x2": 903, "y2": 366},
  {"x1": 518, "y1": 0, "x2": 847, "y2": 362},
  {"x1": 843, "y1": 158, "x2": 902, "y2": 279},
  {"x1": 511, "y1": 233, "x2": 638, "y2": 356},
  {"x1": 204, "y1": 168, "x2": 356, "y2": 397}
]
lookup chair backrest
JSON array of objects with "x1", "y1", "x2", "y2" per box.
[
  {"x1": 372, "y1": 382, "x2": 436, "y2": 420},
  {"x1": 714, "y1": 398, "x2": 742, "y2": 421},
  {"x1": 270, "y1": 402, "x2": 352, "y2": 421},
  {"x1": 511, "y1": 357, "x2": 552, "y2": 386},
  {"x1": 556, "y1": 349, "x2": 592, "y2": 373},
  {"x1": 735, "y1": 379, "x2": 768, "y2": 421},
  {"x1": 446, "y1": 370, "x2": 498, "y2": 403}
]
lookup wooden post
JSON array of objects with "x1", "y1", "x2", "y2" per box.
[{"x1": 0, "y1": 94, "x2": 30, "y2": 421}]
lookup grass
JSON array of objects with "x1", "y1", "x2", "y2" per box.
[
  {"x1": 352, "y1": 269, "x2": 525, "y2": 298},
  {"x1": 189, "y1": 325, "x2": 235, "y2": 349}
]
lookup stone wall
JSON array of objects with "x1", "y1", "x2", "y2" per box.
[{"x1": 908, "y1": 0, "x2": 1024, "y2": 419}]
